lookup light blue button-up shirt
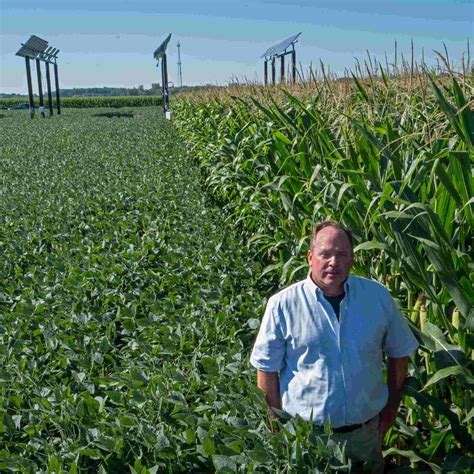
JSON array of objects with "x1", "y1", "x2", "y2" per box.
[{"x1": 250, "y1": 274, "x2": 418, "y2": 428}]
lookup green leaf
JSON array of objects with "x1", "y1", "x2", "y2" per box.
[
  {"x1": 201, "y1": 437, "x2": 215, "y2": 456},
  {"x1": 273, "y1": 130, "x2": 292, "y2": 146},
  {"x1": 212, "y1": 455, "x2": 238, "y2": 472},
  {"x1": 426, "y1": 70, "x2": 470, "y2": 149},
  {"x1": 383, "y1": 447, "x2": 441, "y2": 473},
  {"x1": 118, "y1": 414, "x2": 138, "y2": 427},
  {"x1": 201, "y1": 356, "x2": 219, "y2": 376},
  {"x1": 424, "y1": 365, "x2": 474, "y2": 390},
  {"x1": 463, "y1": 407, "x2": 474, "y2": 424},
  {"x1": 156, "y1": 433, "x2": 170, "y2": 451},
  {"x1": 353, "y1": 240, "x2": 389, "y2": 252},
  {"x1": 48, "y1": 455, "x2": 61, "y2": 473},
  {"x1": 443, "y1": 453, "x2": 474, "y2": 473},
  {"x1": 351, "y1": 73, "x2": 369, "y2": 102},
  {"x1": 403, "y1": 377, "x2": 474, "y2": 452},
  {"x1": 422, "y1": 322, "x2": 461, "y2": 364},
  {"x1": 247, "y1": 448, "x2": 273, "y2": 463}
]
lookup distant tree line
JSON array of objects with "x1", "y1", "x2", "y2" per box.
[{"x1": 1, "y1": 83, "x2": 223, "y2": 99}]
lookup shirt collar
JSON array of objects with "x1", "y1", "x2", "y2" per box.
[{"x1": 304, "y1": 272, "x2": 351, "y2": 300}]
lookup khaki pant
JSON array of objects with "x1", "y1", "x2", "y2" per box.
[{"x1": 331, "y1": 416, "x2": 384, "y2": 473}]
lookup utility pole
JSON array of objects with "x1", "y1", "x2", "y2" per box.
[{"x1": 177, "y1": 42, "x2": 183, "y2": 88}]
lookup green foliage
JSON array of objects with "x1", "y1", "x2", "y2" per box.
[
  {"x1": 0, "y1": 96, "x2": 162, "y2": 110},
  {"x1": 174, "y1": 70, "x2": 474, "y2": 470},
  {"x1": 0, "y1": 108, "x2": 353, "y2": 471}
]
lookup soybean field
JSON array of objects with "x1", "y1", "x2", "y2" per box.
[
  {"x1": 1, "y1": 64, "x2": 473, "y2": 473},
  {"x1": 1, "y1": 108, "x2": 322, "y2": 472}
]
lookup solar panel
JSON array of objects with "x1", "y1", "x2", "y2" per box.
[
  {"x1": 24, "y1": 35, "x2": 49, "y2": 54},
  {"x1": 15, "y1": 35, "x2": 49, "y2": 58},
  {"x1": 154, "y1": 33, "x2": 172, "y2": 60},
  {"x1": 261, "y1": 32, "x2": 301, "y2": 59},
  {"x1": 15, "y1": 45, "x2": 35, "y2": 58}
]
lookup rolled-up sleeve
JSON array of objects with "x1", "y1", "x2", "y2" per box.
[
  {"x1": 250, "y1": 297, "x2": 286, "y2": 372},
  {"x1": 383, "y1": 294, "x2": 419, "y2": 358}
]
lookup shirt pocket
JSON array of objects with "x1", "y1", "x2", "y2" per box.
[{"x1": 288, "y1": 358, "x2": 329, "y2": 407}]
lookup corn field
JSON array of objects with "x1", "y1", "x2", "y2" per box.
[{"x1": 174, "y1": 64, "x2": 474, "y2": 470}]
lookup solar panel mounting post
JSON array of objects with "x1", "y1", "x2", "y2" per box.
[
  {"x1": 280, "y1": 54, "x2": 285, "y2": 84},
  {"x1": 260, "y1": 33, "x2": 301, "y2": 86},
  {"x1": 161, "y1": 57, "x2": 166, "y2": 112},
  {"x1": 292, "y1": 49, "x2": 296, "y2": 84},
  {"x1": 53, "y1": 63, "x2": 61, "y2": 114},
  {"x1": 154, "y1": 34, "x2": 172, "y2": 117},
  {"x1": 164, "y1": 53, "x2": 169, "y2": 112},
  {"x1": 35, "y1": 58, "x2": 45, "y2": 118},
  {"x1": 25, "y1": 57, "x2": 35, "y2": 118},
  {"x1": 161, "y1": 53, "x2": 170, "y2": 113},
  {"x1": 264, "y1": 60, "x2": 268, "y2": 86},
  {"x1": 45, "y1": 62, "x2": 53, "y2": 116}
]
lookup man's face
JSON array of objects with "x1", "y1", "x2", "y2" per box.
[{"x1": 307, "y1": 226, "x2": 353, "y2": 296}]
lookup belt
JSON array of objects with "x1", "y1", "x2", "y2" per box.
[{"x1": 333, "y1": 414, "x2": 378, "y2": 434}]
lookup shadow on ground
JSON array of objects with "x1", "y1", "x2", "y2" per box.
[{"x1": 93, "y1": 111, "x2": 134, "y2": 118}]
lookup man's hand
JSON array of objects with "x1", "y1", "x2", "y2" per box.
[
  {"x1": 378, "y1": 356, "x2": 409, "y2": 439},
  {"x1": 256, "y1": 370, "x2": 281, "y2": 430},
  {"x1": 378, "y1": 401, "x2": 398, "y2": 438}
]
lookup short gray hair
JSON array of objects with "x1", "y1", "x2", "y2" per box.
[{"x1": 310, "y1": 220, "x2": 354, "y2": 250}]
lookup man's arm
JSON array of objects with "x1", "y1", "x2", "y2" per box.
[
  {"x1": 257, "y1": 370, "x2": 282, "y2": 426},
  {"x1": 379, "y1": 356, "x2": 409, "y2": 438}
]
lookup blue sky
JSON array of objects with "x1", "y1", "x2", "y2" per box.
[{"x1": 1, "y1": 0, "x2": 472, "y2": 93}]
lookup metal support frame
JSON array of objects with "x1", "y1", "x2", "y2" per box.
[
  {"x1": 35, "y1": 58, "x2": 45, "y2": 118},
  {"x1": 161, "y1": 53, "x2": 170, "y2": 113},
  {"x1": 154, "y1": 33, "x2": 172, "y2": 118},
  {"x1": 16, "y1": 36, "x2": 60, "y2": 119},
  {"x1": 291, "y1": 49, "x2": 296, "y2": 84},
  {"x1": 25, "y1": 57, "x2": 35, "y2": 118},
  {"x1": 280, "y1": 54, "x2": 285, "y2": 84},
  {"x1": 261, "y1": 32, "x2": 300, "y2": 87},
  {"x1": 270, "y1": 50, "x2": 296, "y2": 85},
  {"x1": 54, "y1": 63, "x2": 61, "y2": 114},
  {"x1": 45, "y1": 62, "x2": 53, "y2": 116}
]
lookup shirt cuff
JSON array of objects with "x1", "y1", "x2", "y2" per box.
[
  {"x1": 385, "y1": 341, "x2": 419, "y2": 358},
  {"x1": 250, "y1": 357, "x2": 283, "y2": 372}
]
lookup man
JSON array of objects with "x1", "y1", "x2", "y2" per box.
[{"x1": 250, "y1": 221, "x2": 418, "y2": 472}]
